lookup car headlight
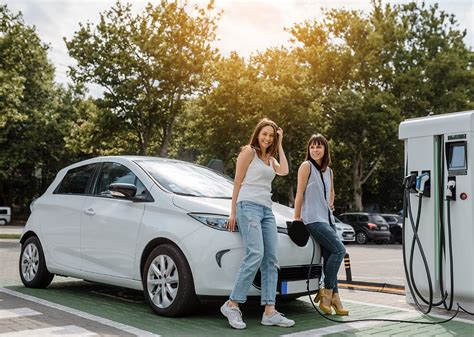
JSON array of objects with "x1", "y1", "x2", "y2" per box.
[{"x1": 188, "y1": 213, "x2": 238, "y2": 232}]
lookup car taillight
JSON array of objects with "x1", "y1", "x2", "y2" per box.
[{"x1": 367, "y1": 223, "x2": 377, "y2": 229}]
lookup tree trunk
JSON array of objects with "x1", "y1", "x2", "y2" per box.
[
  {"x1": 352, "y1": 153, "x2": 364, "y2": 211},
  {"x1": 160, "y1": 91, "x2": 182, "y2": 158}
]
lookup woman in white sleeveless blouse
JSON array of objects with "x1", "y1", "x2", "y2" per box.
[
  {"x1": 220, "y1": 118, "x2": 295, "y2": 329},
  {"x1": 293, "y1": 134, "x2": 349, "y2": 316}
]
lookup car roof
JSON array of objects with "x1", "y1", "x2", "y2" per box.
[
  {"x1": 340, "y1": 212, "x2": 369, "y2": 215},
  {"x1": 63, "y1": 155, "x2": 190, "y2": 171}
]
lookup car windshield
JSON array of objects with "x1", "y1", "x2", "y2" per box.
[{"x1": 136, "y1": 160, "x2": 233, "y2": 198}]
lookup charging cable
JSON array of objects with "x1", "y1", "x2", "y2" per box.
[{"x1": 304, "y1": 234, "x2": 460, "y2": 324}]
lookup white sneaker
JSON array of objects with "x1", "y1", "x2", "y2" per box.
[
  {"x1": 261, "y1": 311, "x2": 295, "y2": 327},
  {"x1": 220, "y1": 301, "x2": 246, "y2": 329}
]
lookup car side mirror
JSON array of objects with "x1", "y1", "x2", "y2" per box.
[{"x1": 109, "y1": 183, "x2": 137, "y2": 198}]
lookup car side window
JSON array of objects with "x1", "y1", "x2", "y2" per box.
[
  {"x1": 94, "y1": 162, "x2": 148, "y2": 199},
  {"x1": 343, "y1": 215, "x2": 356, "y2": 223},
  {"x1": 54, "y1": 164, "x2": 98, "y2": 195},
  {"x1": 360, "y1": 215, "x2": 369, "y2": 222}
]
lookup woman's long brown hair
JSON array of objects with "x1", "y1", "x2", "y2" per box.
[
  {"x1": 247, "y1": 118, "x2": 279, "y2": 158},
  {"x1": 305, "y1": 134, "x2": 331, "y2": 172}
]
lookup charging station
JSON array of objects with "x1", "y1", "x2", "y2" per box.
[{"x1": 399, "y1": 110, "x2": 474, "y2": 313}]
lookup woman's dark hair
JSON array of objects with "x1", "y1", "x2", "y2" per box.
[
  {"x1": 248, "y1": 118, "x2": 279, "y2": 157},
  {"x1": 305, "y1": 134, "x2": 331, "y2": 172}
]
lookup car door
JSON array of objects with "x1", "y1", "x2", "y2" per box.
[
  {"x1": 80, "y1": 161, "x2": 148, "y2": 279},
  {"x1": 39, "y1": 163, "x2": 99, "y2": 271}
]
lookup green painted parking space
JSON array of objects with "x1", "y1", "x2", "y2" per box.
[
  {"x1": 5, "y1": 281, "x2": 395, "y2": 336},
  {"x1": 4, "y1": 281, "x2": 473, "y2": 336}
]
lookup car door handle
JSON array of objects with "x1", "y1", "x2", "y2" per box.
[{"x1": 83, "y1": 208, "x2": 95, "y2": 216}]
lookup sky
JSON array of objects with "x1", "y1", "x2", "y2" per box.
[{"x1": 4, "y1": 0, "x2": 473, "y2": 96}]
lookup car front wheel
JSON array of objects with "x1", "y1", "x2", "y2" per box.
[
  {"x1": 142, "y1": 244, "x2": 198, "y2": 317},
  {"x1": 19, "y1": 236, "x2": 54, "y2": 288},
  {"x1": 355, "y1": 231, "x2": 368, "y2": 244}
]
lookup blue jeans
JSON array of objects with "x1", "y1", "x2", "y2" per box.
[
  {"x1": 306, "y1": 222, "x2": 345, "y2": 293},
  {"x1": 230, "y1": 201, "x2": 278, "y2": 305}
]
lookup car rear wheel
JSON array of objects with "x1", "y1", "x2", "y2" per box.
[
  {"x1": 142, "y1": 244, "x2": 198, "y2": 317},
  {"x1": 355, "y1": 231, "x2": 368, "y2": 244},
  {"x1": 19, "y1": 236, "x2": 54, "y2": 288}
]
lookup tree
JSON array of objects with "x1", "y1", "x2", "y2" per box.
[
  {"x1": 288, "y1": 0, "x2": 473, "y2": 211},
  {"x1": 65, "y1": 0, "x2": 220, "y2": 157},
  {"x1": 0, "y1": 5, "x2": 57, "y2": 211}
]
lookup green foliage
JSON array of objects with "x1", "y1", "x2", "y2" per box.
[
  {"x1": 286, "y1": 0, "x2": 473, "y2": 211},
  {"x1": 0, "y1": 6, "x2": 89, "y2": 211},
  {"x1": 65, "y1": 0, "x2": 220, "y2": 156}
]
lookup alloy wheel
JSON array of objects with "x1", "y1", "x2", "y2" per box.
[
  {"x1": 147, "y1": 254, "x2": 179, "y2": 309},
  {"x1": 356, "y1": 232, "x2": 368, "y2": 244},
  {"x1": 21, "y1": 243, "x2": 39, "y2": 282}
]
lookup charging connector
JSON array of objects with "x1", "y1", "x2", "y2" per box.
[
  {"x1": 446, "y1": 180, "x2": 456, "y2": 200},
  {"x1": 416, "y1": 173, "x2": 430, "y2": 196}
]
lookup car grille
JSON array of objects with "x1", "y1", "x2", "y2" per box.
[
  {"x1": 252, "y1": 265, "x2": 322, "y2": 289},
  {"x1": 342, "y1": 231, "x2": 354, "y2": 238}
]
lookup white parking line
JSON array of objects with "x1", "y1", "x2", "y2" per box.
[
  {"x1": 0, "y1": 325, "x2": 97, "y2": 336},
  {"x1": 0, "y1": 308, "x2": 41, "y2": 319},
  {"x1": 0, "y1": 288, "x2": 159, "y2": 337}
]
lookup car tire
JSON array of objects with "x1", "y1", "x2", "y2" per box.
[
  {"x1": 0, "y1": 219, "x2": 6, "y2": 226},
  {"x1": 142, "y1": 244, "x2": 199, "y2": 317},
  {"x1": 355, "y1": 231, "x2": 368, "y2": 244},
  {"x1": 19, "y1": 236, "x2": 54, "y2": 288}
]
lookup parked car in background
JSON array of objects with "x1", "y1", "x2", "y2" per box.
[
  {"x1": 334, "y1": 216, "x2": 355, "y2": 244},
  {"x1": 0, "y1": 207, "x2": 11, "y2": 225},
  {"x1": 338, "y1": 212, "x2": 391, "y2": 244},
  {"x1": 19, "y1": 156, "x2": 322, "y2": 317},
  {"x1": 380, "y1": 214, "x2": 403, "y2": 244}
]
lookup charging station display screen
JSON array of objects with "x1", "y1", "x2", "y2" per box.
[
  {"x1": 450, "y1": 145, "x2": 465, "y2": 168},
  {"x1": 447, "y1": 141, "x2": 467, "y2": 174}
]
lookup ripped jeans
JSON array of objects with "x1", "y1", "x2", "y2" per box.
[{"x1": 230, "y1": 201, "x2": 278, "y2": 305}]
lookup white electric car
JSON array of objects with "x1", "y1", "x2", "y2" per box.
[{"x1": 20, "y1": 156, "x2": 321, "y2": 316}]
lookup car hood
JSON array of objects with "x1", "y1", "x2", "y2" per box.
[
  {"x1": 172, "y1": 195, "x2": 293, "y2": 228},
  {"x1": 336, "y1": 222, "x2": 354, "y2": 231}
]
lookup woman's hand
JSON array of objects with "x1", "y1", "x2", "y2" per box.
[
  {"x1": 226, "y1": 213, "x2": 237, "y2": 232},
  {"x1": 277, "y1": 127, "x2": 283, "y2": 145}
]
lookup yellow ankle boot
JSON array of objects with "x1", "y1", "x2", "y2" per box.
[
  {"x1": 319, "y1": 288, "x2": 333, "y2": 314},
  {"x1": 331, "y1": 292, "x2": 349, "y2": 316},
  {"x1": 313, "y1": 288, "x2": 322, "y2": 303}
]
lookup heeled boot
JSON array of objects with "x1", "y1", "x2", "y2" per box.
[
  {"x1": 319, "y1": 288, "x2": 333, "y2": 314},
  {"x1": 313, "y1": 287, "x2": 322, "y2": 303},
  {"x1": 331, "y1": 292, "x2": 349, "y2": 316}
]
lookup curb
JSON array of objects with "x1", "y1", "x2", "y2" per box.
[
  {"x1": 338, "y1": 280, "x2": 405, "y2": 295},
  {"x1": 0, "y1": 234, "x2": 21, "y2": 239}
]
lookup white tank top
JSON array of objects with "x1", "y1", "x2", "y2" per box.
[{"x1": 237, "y1": 149, "x2": 276, "y2": 209}]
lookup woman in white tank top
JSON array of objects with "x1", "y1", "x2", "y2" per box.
[
  {"x1": 293, "y1": 134, "x2": 349, "y2": 316},
  {"x1": 220, "y1": 118, "x2": 295, "y2": 329}
]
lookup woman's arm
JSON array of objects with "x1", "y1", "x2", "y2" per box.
[
  {"x1": 330, "y1": 168, "x2": 335, "y2": 211},
  {"x1": 293, "y1": 162, "x2": 310, "y2": 220},
  {"x1": 272, "y1": 128, "x2": 289, "y2": 176},
  {"x1": 226, "y1": 145, "x2": 254, "y2": 231}
]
